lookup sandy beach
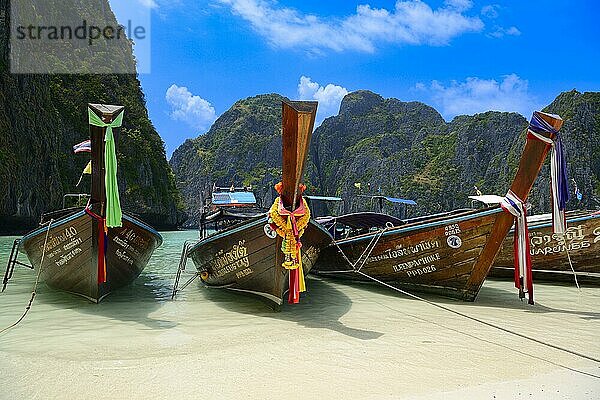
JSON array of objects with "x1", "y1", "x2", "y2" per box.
[{"x1": 1, "y1": 232, "x2": 598, "y2": 400}]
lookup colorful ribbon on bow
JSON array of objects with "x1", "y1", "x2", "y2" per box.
[
  {"x1": 268, "y1": 189, "x2": 311, "y2": 304},
  {"x1": 501, "y1": 190, "x2": 534, "y2": 304},
  {"x1": 527, "y1": 112, "x2": 569, "y2": 234},
  {"x1": 88, "y1": 109, "x2": 124, "y2": 228},
  {"x1": 85, "y1": 206, "x2": 108, "y2": 284}
]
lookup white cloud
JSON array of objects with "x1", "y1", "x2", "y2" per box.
[
  {"x1": 444, "y1": 0, "x2": 473, "y2": 12},
  {"x1": 166, "y1": 84, "x2": 216, "y2": 132},
  {"x1": 480, "y1": 4, "x2": 499, "y2": 18},
  {"x1": 297, "y1": 76, "x2": 348, "y2": 125},
  {"x1": 217, "y1": 0, "x2": 484, "y2": 53},
  {"x1": 417, "y1": 74, "x2": 539, "y2": 119},
  {"x1": 137, "y1": 0, "x2": 158, "y2": 8},
  {"x1": 489, "y1": 25, "x2": 521, "y2": 38}
]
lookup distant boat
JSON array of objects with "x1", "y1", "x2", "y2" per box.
[
  {"x1": 173, "y1": 101, "x2": 332, "y2": 307},
  {"x1": 312, "y1": 111, "x2": 564, "y2": 303},
  {"x1": 492, "y1": 210, "x2": 600, "y2": 283},
  {"x1": 3, "y1": 104, "x2": 162, "y2": 303},
  {"x1": 198, "y1": 184, "x2": 266, "y2": 237}
]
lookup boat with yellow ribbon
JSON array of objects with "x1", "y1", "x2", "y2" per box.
[{"x1": 172, "y1": 101, "x2": 332, "y2": 307}]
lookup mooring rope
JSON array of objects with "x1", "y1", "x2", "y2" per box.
[
  {"x1": 0, "y1": 219, "x2": 53, "y2": 335},
  {"x1": 329, "y1": 230, "x2": 600, "y2": 376},
  {"x1": 562, "y1": 239, "x2": 581, "y2": 291},
  {"x1": 368, "y1": 293, "x2": 600, "y2": 380}
]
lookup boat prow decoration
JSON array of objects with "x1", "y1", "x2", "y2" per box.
[
  {"x1": 313, "y1": 111, "x2": 564, "y2": 304},
  {"x1": 176, "y1": 100, "x2": 332, "y2": 307},
  {"x1": 4, "y1": 104, "x2": 163, "y2": 303}
]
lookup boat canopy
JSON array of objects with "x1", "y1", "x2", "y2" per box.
[
  {"x1": 360, "y1": 194, "x2": 417, "y2": 206},
  {"x1": 305, "y1": 195, "x2": 343, "y2": 202},
  {"x1": 468, "y1": 195, "x2": 504, "y2": 205},
  {"x1": 321, "y1": 212, "x2": 404, "y2": 229},
  {"x1": 212, "y1": 191, "x2": 257, "y2": 206},
  {"x1": 380, "y1": 196, "x2": 417, "y2": 206}
]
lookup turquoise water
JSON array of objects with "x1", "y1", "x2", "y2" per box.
[
  {"x1": 0, "y1": 230, "x2": 199, "y2": 305},
  {"x1": 1, "y1": 231, "x2": 599, "y2": 399}
]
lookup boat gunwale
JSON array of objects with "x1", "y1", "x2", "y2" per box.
[
  {"x1": 19, "y1": 209, "x2": 163, "y2": 250},
  {"x1": 330, "y1": 206, "x2": 503, "y2": 246},
  {"x1": 189, "y1": 215, "x2": 332, "y2": 255}
]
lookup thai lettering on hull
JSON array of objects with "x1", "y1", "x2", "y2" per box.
[
  {"x1": 367, "y1": 240, "x2": 440, "y2": 264},
  {"x1": 529, "y1": 224, "x2": 597, "y2": 256},
  {"x1": 208, "y1": 240, "x2": 250, "y2": 278}
]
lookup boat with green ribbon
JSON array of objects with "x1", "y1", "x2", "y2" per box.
[{"x1": 3, "y1": 104, "x2": 163, "y2": 303}]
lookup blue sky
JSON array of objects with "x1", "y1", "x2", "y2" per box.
[{"x1": 110, "y1": 0, "x2": 600, "y2": 157}]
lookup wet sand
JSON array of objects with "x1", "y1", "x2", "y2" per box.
[{"x1": 0, "y1": 232, "x2": 599, "y2": 399}]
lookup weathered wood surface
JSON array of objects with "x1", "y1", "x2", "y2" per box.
[
  {"x1": 21, "y1": 211, "x2": 95, "y2": 299},
  {"x1": 314, "y1": 111, "x2": 564, "y2": 301},
  {"x1": 492, "y1": 211, "x2": 600, "y2": 282},
  {"x1": 315, "y1": 209, "x2": 499, "y2": 300},
  {"x1": 100, "y1": 215, "x2": 162, "y2": 300},
  {"x1": 189, "y1": 217, "x2": 331, "y2": 305},
  {"x1": 19, "y1": 211, "x2": 161, "y2": 302},
  {"x1": 276, "y1": 101, "x2": 318, "y2": 299},
  {"x1": 463, "y1": 112, "x2": 563, "y2": 296}
]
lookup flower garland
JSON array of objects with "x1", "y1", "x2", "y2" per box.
[{"x1": 268, "y1": 184, "x2": 311, "y2": 303}]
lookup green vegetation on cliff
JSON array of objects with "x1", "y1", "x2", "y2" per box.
[
  {"x1": 172, "y1": 89, "x2": 600, "y2": 222},
  {"x1": 0, "y1": 0, "x2": 181, "y2": 233},
  {"x1": 170, "y1": 94, "x2": 289, "y2": 226}
]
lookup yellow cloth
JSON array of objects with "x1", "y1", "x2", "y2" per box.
[{"x1": 83, "y1": 160, "x2": 92, "y2": 175}]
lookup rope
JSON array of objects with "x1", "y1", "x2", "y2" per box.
[
  {"x1": 0, "y1": 219, "x2": 53, "y2": 335},
  {"x1": 353, "y1": 270, "x2": 600, "y2": 370},
  {"x1": 328, "y1": 229, "x2": 600, "y2": 376},
  {"x1": 562, "y1": 235, "x2": 581, "y2": 291},
  {"x1": 369, "y1": 295, "x2": 600, "y2": 380},
  {"x1": 332, "y1": 226, "x2": 391, "y2": 273}
]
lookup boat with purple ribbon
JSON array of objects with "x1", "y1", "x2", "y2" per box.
[
  {"x1": 2, "y1": 104, "x2": 163, "y2": 303},
  {"x1": 312, "y1": 111, "x2": 564, "y2": 304}
]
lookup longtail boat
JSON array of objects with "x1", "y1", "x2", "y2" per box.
[
  {"x1": 2, "y1": 104, "x2": 162, "y2": 303},
  {"x1": 198, "y1": 184, "x2": 266, "y2": 237},
  {"x1": 312, "y1": 111, "x2": 564, "y2": 303},
  {"x1": 492, "y1": 210, "x2": 600, "y2": 283},
  {"x1": 173, "y1": 101, "x2": 332, "y2": 307}
]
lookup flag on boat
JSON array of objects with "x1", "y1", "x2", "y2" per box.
[
  {"x1": 73, "y1": 140, "x2": 91, "y2": 153},
  {"x1": 83, "y1": 160, "x2": 92, "y2": 174},
  {"x1": 76, "y1": 161, "x2": 92, "y2": 187}
]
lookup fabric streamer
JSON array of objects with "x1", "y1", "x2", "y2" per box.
[
  {"x1": 268, "y1": 187, "x2": 310, "y2": 304},
  {"x1": 88, "y1": 109, "x2": 124, "y2": 228},
  {"x1": 501, "y1": 190, "x2": 534, "y2": 304},
  {"x1": 526, "y1": 112, "x2": 569, "y2": 234},
  {"x1": 85, "y1": 207, "x2": 108, "y2": 284}
]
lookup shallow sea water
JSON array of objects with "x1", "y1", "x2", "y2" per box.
[{"x1": 0, "y1": 231, "x2": 599, "y2": 399}]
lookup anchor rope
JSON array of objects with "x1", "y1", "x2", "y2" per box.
[
  {"x1": 368, "y1": 293, "x2": 600, "y2": 380},
  {"x1": 328, "y1": 227, "x2": 600, "y2": 374},
  {"x1": 561, "y1": 234, "x2": 581, "y2": 291},
  {"x1": 0, "y1": 219, "x2": 54, "y2": 335}
]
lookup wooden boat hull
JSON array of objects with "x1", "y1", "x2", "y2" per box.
[
  {"x1": 492, "y1": 211, "x2": 600, "y2": 282},
  {"x1": 19, "y1": 209, "x2": 162, "y2": 302},
  {"x1": 188, "y1": 217, "x2": 332, "y2": 305},
  {"x1": 313, "y1": 207, "x2": 504, "y2": 301}
]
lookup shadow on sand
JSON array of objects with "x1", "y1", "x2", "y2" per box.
[
  {"x1": 317, "y1": 276, "x2": 600, "y2": 321},
  {"x1": 201, "y1": 276, "x2": 383, "y2": 340},
  {"x1": 34, "y1": 273, "x2": 178, "y2": 330}
]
